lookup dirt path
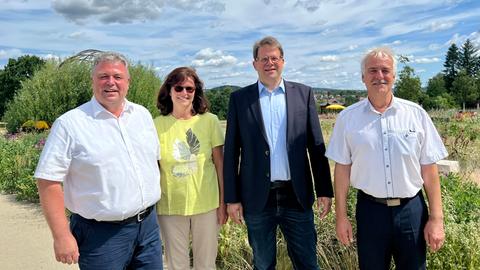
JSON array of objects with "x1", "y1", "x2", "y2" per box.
[{"x1": 0, "y1": 193, "x2": 78, "y2": 270}]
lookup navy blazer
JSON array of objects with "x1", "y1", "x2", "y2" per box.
[{"x1": 223, "y1": 81, "x2": 333, "y2": 214}]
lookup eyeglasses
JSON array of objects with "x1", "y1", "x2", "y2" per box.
[
  {"x1": 256, "y1": 56, "x2": 283, "y2": 64},
  {"x1": 173, "y1": 85, "x2": 195, "y2": 93}
]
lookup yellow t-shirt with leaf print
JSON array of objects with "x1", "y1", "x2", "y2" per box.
[{"x1": 154, "y1": 112, "x2": 224, "y2": 216}]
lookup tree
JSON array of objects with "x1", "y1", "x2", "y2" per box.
[
  {"x1": 426, "y1": 73, "x2": 447, "y2": 97},
  {"x1": 0, "y1": 55, "x2": 45, "y2": 117},
  {"x1": 451, "y1": 70, "x2": 478, "y2": 110},
  {"x1": 205, "y1": 86, "x2": 233, "y2": 120},
  {"x1": 459, "y1": 39, "x2": 480, "y2": 77},
  {"x1": 394, "y1": 66, "x2": 422, "y2": 103},
  {"x1": 443, "y1": 43, "x2": 460, "y2": 92}
]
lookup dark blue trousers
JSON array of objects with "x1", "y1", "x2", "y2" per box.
[
  {"x1": 70, "y1": 207, "x2": 163, "y2": 270},
  {"x1": 244, "y1": 184, "x2": 319, "y2": 270},
  {"x1": 356, "y1": 191, "x2": 428, "y2": 270}
]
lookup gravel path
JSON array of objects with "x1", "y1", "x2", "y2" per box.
[
  {"x1": 0, "y1": 193, "x2": 168, "y2": 269},
  {"x1": 0, "y1": 193, "x2": 78, "y2": 270}
]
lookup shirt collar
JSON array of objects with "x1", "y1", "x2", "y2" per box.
[
  {"x1": 365, "y1": 95, "x2": 397, "y2": 114},
  {"x1": 258, "y1": 79, "x2": 285, "y2": 95},
  {"x1": 91, "y1": 96, "x2": 132, "y2": 118}
]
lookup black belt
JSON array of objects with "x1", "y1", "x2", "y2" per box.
[
  {"x1": 75, "y1": 205, "x2": 154, "y2": 225},
  {"x1": 270, "y1": 180, "x2": 291, "y2": 190},
  {"x1": 358, "y1": 190, "x2": 419, "y2": 207}
]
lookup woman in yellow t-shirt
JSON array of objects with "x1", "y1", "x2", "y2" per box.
[{"x1": 154, "y1": 67, "x2": 227, "y2": 270}]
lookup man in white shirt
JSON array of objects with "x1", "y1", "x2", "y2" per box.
[
  {"x1": 326, "y1": 47, "x2": 447, "y2": 270},
  {"x1": 35, "y1": 52, "x2": 162, "y2": 269}
]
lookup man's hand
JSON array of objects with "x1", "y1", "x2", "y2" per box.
[
  {"x1": 317, "y1": 197, "x2": 332, "y2": 219},
  {"x1": 424, "y1": 216, "x2": 445, "y2": 252},
  {"x1": 226, "y1": 203, "x2": 244, "y2": 224},
  {"x1": 336, "y1": 215, "x2": 354, "y2": 246},
  {"x1": 53, "y1": 232, "x2": 79, "y2": 264},
  {"x1": 217, "y1": 203, "x2": 228, "y2": 225}
]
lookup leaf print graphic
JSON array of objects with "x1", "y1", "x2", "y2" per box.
[
  {"x1": 173, "y1": 139, "x2": 191, "y2": 160},
  {"x1": 186, "y1": 128, "x2": 200, "y2": 155}
]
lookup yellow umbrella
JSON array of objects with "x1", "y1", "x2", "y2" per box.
[{"x1": 325, "y1": 104, "x2": 346, "y2": 110}]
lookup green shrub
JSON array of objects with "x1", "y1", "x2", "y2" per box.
[
  {"x1": 441, "y1": 174, "x2": 480, "y2": 223},
  {"x1": 3, "y1": 59, "x2": 162, "y2": 133},
  {"x1": 3, "y1": 61, "x2": 92, "y2": 133},
  {"x1": 426, "y1": 174, "x2": 480, "y2": 269},
  {"x1": 126, "y1": 64, "x2": 161, "y2": 118},
  {"x1": 0, "y1": 132, "x2": 46, "y2": 202}
]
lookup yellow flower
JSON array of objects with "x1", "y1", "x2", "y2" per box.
[{"x1": 34, "y1": 120, "x2": 49, "y2": 130}]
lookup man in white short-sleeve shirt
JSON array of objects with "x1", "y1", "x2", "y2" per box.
[
  {"x1": 35, "y1": 52, "x2": 163, "y2": 269},
  {"x1": 325, "y1": 47, "x2": 447, "y2": 270}
]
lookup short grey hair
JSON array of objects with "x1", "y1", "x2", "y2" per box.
[
  {"x1": 91, "y1": 51, "x2": 130, "y2": 78},
  {"x1": 361, "y1": 47, "x2": 397, "y2": 76},
  {"x1": 253, "y1": 36, "x2": 284, "y2": 60}
]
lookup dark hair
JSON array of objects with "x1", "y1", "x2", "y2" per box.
[
  {"x1": 156, "y1": 67, "x2": 209, "y2": 116},
  {"x1": 253, "y1": 36, "x2": 284, "y2": 60}
]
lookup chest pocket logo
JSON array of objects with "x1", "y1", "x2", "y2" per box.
[{"x1": 389, "y1": 129, "x2": 419, "y2": 155}]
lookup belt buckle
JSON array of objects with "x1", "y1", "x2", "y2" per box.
[
  {"x1": 136, "y1": 209, "x2": 147, "y2": 222},
  {"x1": 386, "y1": 199, "x2": 401, "y2": 207}
]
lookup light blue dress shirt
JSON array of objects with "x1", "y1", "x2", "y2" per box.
[{"x1": 258, "y1": 80, "x2": 291, "y2": 182}]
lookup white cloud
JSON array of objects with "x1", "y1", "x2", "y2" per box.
[
  {"x1": 41, "y1": 53, "x2": 61, "y2": 61},
  {"x1": 51, "y1": 0, "x2": 225, "y2": 24},
  {"x1": 68, "y1": 31, "x2": 88, "y2": 40},
  {"x1": 427, "y1": 21, "x2": 456, "y2": 32},
  {"x1": 236, "y1": 61, "x2": 250, "y2": 67},
  {"x1": 413, "y1": 57, "x2": 441, "y2": 64},
  {"x1": 346, "y1": 45, "x2": 358, "y2": 51},
  {"x1": 210, "y1": 71, "x2": 244, "y2": 79},
  {"x1": 191, "y1": 48, "x2": 237, "y2": 67},
  {"x1": 467, "y1": 31, "x2": 480, "y2": 46},
  {"x1": 318, "y1": 55, "x2": 339, "y2": 62},
  {"x1": 428, "y1": 43, "x2": 442, "y2": 50},
  {"x1": 0, "y1": 48, "x2": 23, "y2": 59}
]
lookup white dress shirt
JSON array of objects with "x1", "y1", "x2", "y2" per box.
[
  {"x1": 34, "y1": 97, "x2": 161, "y2": 221},
  {"x1": 325, "y1": 97, "x2": 448, "y2": 198}
]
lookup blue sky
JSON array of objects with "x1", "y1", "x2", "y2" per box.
[{"x1": 1, "y1": 0, "x2": 479, "y2": 89}]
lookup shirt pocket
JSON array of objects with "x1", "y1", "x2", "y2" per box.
[{"x1": 389, "y1": 130, "x2": 420, "y2": 156}]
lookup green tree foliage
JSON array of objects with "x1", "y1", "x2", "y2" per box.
[
  {"x1": 422, "y1": 73, "x2": 456, "y2": 110},
  {"x1": 422, "y1": 93, "x2": 456, "y2": 110},
  {"x1": 0, "y1": 55, "x2": 45, "y2": 117},
  {"x1": 451, "y1": 70, "x2": 478, "y2": 110},
  {"x1": 394, "y1": 65, "x2": 422, "y2": 103},
  {"x1": 459, "y1": 39, "x2": 480, "y2": 77},
  {"x1": 426, "y1": 73, "x2": 447, "y2": 97},
  {"x1": 343, "y1": 95, "x2": 358, "y2": 106},
  {"x1": 443, "y1": 43, "x2": 460, "y2": 92},
  {"x1": 126, "y1": 64, "x2": 161, "y2": 118},
  {"x1": 3, "y1": 59, "x2": 161, "y2": 133},
  {"x1": 205, "y1": 86, "x2": 234, "y2": 120}
]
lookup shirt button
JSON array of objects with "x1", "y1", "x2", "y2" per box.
[
  {"x1": 386, "y1": 165, "x2": 390, "y2": 168},
  {"x1": 388, "y1": 182, "x2": 391, "y2": 184},
  {"x1": 266, "y1": 173, "x2": 270, "y2": 178},
  {"x1": 265, "y1": 150, "x2": 269, "y2": 156},
  {"x1": 385, "y1": 148, "x2": 387, "y2": 151}
]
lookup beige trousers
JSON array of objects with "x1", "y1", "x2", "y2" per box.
[{"x1": 158, "y1": 209, "x2": 219, "y2": 270}]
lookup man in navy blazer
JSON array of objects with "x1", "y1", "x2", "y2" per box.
[{"x1": 224, "y1": 36, "x2": 333, "y2": 270}]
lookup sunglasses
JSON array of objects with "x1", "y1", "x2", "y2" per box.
[{"x1": 173, "y1": 85, "x2": 195, "y2": 93}]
